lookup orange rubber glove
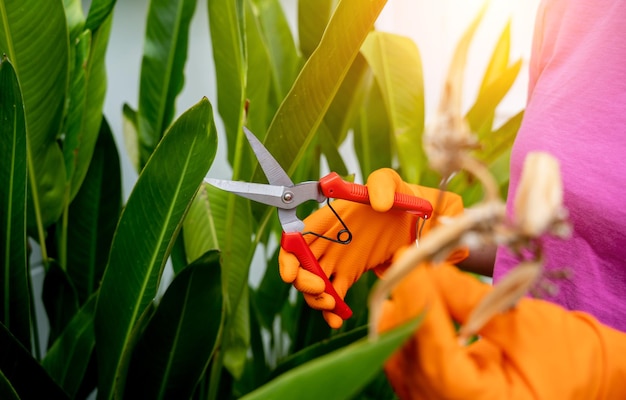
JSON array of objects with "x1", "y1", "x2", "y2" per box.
[
  {"x1": 379, "y1": 262, "x2": 626, "y2": 399},
  {"x1": 278, "y1": 168, "x2": 468, "y2": 328}
]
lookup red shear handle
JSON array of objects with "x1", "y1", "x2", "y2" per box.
[
  {"x1": 319, "y1": 172, "x2": 433, "y2": 218},
  {"x1": 280, "y1": 231, "x2": 353, "y2": 320}
]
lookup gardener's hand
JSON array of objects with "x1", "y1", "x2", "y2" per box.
[
  {"x1": 378, "y1": 262, "x2": 626, "y2": 399},
  {"x1": 278, "y1": 168, "x2": 468, "y2": 328}
]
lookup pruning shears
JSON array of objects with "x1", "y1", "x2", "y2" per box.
[{"x1": 205, "y1": 128, "x2": 433, "y2": 320}]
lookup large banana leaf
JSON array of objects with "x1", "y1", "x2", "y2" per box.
[
  {"x1": 0, "y1": 58, "x2": 30, "y2": 348},
  {"x1": 137, "y1": 0, "x2": 197, "y2": 167},
  {"x1": 263, "y1": 0, "x2": 388, "y2": 177},
  {"x1": 42, "y1": 294, "x2": 97, "y2": 399},
  {"x1": 241, "y1": 317, "x2": 421, "y2": 400},
  {"x1": 124, "y1": 251, "x2": 224, "y2": 399},
  {"x1": 0, "y1": 0, "x2": 69, "y2": 229},
  {"x1": 360, "y1": 31, "x2": 426, "y2": 184},
  {"x1": 63, "y1": 13, "x2": 112, "y2": 200},
  {"x1": 94, "y1": 98, "x2": 218, "y2": 399}
]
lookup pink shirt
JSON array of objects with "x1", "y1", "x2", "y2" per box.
[{"x1": 494, "y1": 0, "x2": 626, "y2": 331}]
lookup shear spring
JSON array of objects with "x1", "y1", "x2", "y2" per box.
[{"x1": 303, "y1": 199, "x2": 352, "y2": 244}]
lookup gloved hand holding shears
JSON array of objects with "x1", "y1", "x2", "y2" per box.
[
  {"x1": 278, "y1": 168, "x2": 469, "y2": 328},
  {"x1": 206, "y1": 128, "x2": 454, "y2": 327}
]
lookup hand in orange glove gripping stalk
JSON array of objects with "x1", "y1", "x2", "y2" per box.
[
  {"x1": 379, "y1": 262, "x2": 626, "y2": 399},
  {"x1": 278, "y1": 168, "x2": 468, "y2": 329}
]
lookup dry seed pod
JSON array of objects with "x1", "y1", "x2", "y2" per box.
[
  {"x1": 368, "y1": 201, "x2": 506, "y2": 341},
  {"x1": 423, "y1": 83, "x2": 479, "y2": 179},
  {"x1": 458, "y1": 261, "x2": 542, "y2": 344},
  {"x1": 513, "y1": 151, "x2": 566, "y2": 237}
]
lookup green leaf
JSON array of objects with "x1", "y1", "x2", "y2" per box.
[
  {"x1": 137, "y1": 0, "x2": 198, "y2": 167},
  {"x1": 444, "y1": 0, "x2": 488, "y2": 112},
  {"x1": 252, "y1": 0, "x2": 301, "y2": 99},
  {"x1": 94, "y1": 98, "x2": 218, "y2": 399},
  {"x1": 297, "y1": 0, "x2": 337, "y2": 59},
  {"x1": 208, "y1": 0, "x2": 246, "y2": 166},
  {"x1": 0, "y1": 0, "x2": 69, "y2": 228},
  {"x1": 241, "y1": 317, "x2": 421, "y2": 400},
  {"x1": 354, "y1": 66, "x2": 393, "y2": 178},
  {"x1": 183, "y1": 183, "x2": 253, "y2": 378},
  {"x1": 85, "y1": 0, "x2": 117, "y2": 32},
  {"x1": 63, "y1": 0, "x2": 86, "y2": 42},
  {"x1": 477, "y1": 20, "x2": 511, "y2": 98},
  {"x1": 263, "y1": 0, "x2": 388, "y2": 179},
  {"x1": 270, "y1": 326, "x2": 367, "y2": 379},
  {"x1": 360, "y1": 31, "x2": 425, "y2": 183},
  {"x1": 64, "y1": 13, "x2": 112, "y2": 200},
  {"x1": 322, "y1": 52, "x2": 369, "y2": 146},
  {"x1": 465, "y1": 59, "x2": 522, "y2": 135},
  {"x1": 0, "y1": 57, "x2": 30, "y2": 348},
  {"x1": 0, "y1": 322, "x2": 69, "y2": 399},
  {"x1": 124, "y1": 251, "x2": 225, "y2": 399},
  {"x1": 42, "y1": 294, "x2": 97, "y2": 399},
  {"x1": 243, "y1": 1, "x2": 273, "y2": 137},
  {"x1": 65, "y1": 118, "x2": 121, "y2": 304},
  {"x1": 0, "y1": 369, "x2": 19, "y2": 400},
  {"x1": 42, "y1": 261, "x2": 79, "y2": 345}
]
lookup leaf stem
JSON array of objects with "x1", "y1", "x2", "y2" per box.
[{"x1": 25, "y1": 136, "x2": 49, "y2": 270}]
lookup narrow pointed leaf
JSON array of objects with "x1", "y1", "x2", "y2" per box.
[
  {"x1": 478, "y1": 20, "x2": 511, "y2": 97},
  {"x1": 0, "y1": 57, "x2": 29, "y2": 348},
  {"x1": 64, "y1": 0, "x2": 86, "y2": 41},
  {"x1": 444, "y1": 0, "x2": 488, "y2": 113},
  {"x1": 252, "y1": 0, "x2": 300, "y2": 99},
  {"x1": 241, "y1": 317, "x2": 421, "y2": 400},
  {"x1": 0, "y1": 322, "x2": 69, "y2": 399},
  {"x1": 95, "y1": 98, "x2": 217, "y2": 399},
  {"x1": 244, "y1": 2, "x2": 273, "y2": 136},
  {"x1": 124, "y1": 251, "x2": 224, "y2": 399},
  {"x1": 208, "y1": 0, "x2": 246, "y2": 166},
  {"x1": 137, "y1": 0, "x2": 198, "y2": 167},
  {"x1": 65, "y1": 118, "x2": 121, "y2": 304},
  {"x1": 466, "y1": 60, "x2": 522, "y2": 135},
  {"x1": 360, "y1": 31, "x2": 425, "y2": 183},
  {"x1": 263, "y1": 0, "x2": 387, "y2": 178},
  {"x1": 322, "y1": 52, "x2": 369, "y2": 145},
  {"x1": 85, "y1": 0, "x2": 117, "y2": 32},
  {"x1": 354, "y1": 71, "x2": 393, "y2": 178},
  {"x1": 42, "y1": 294, "x2": 97, "y2": 399},
  {"x1": 64, "y1": 14, "x2": 112, "y2": 200},
  {"x1": 0, "y1": 0, "x2": 69, "y2": 227}
]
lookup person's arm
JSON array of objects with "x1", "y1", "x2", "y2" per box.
[{"x1": 457, "y1": 243, "x2": 496, "y2": 277}]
